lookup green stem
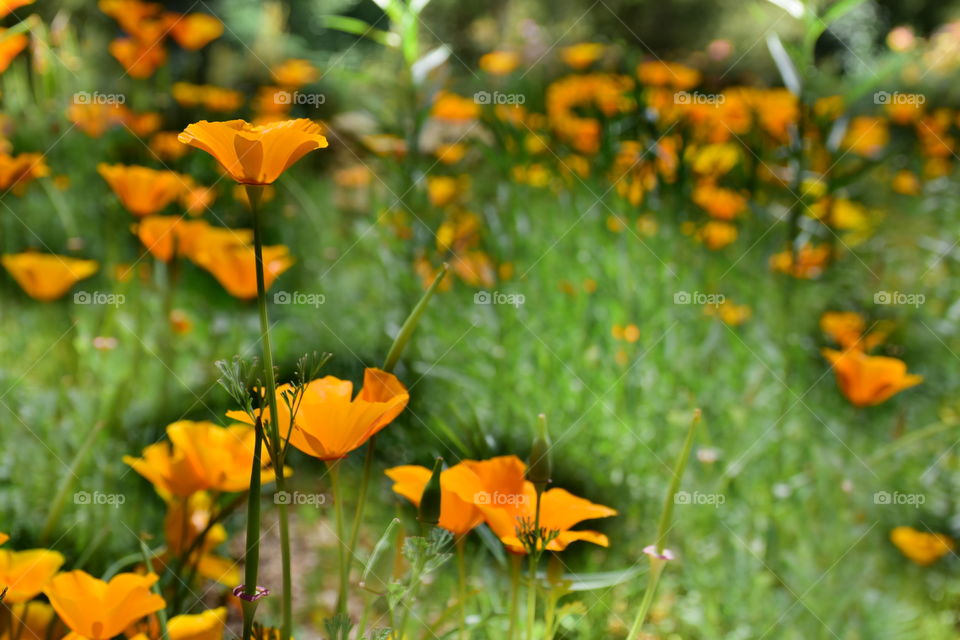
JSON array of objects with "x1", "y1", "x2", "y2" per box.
[
  {"x1": 328, "y1": 459, "x2": 349, "y2": 614},
  {"x1": 241, "y1": 422, "x2": 264, "y2": 640},
  {"x1": 139, "y1": 539, "x2": 168, "y2": 640},
  {"x1": 456, "y1": 536, "x2": 468, "y2": 640},
  {"x1": 248, "y1": 185, "x2": 290, "y2": 640},
  {"x1": 39, "y1": 419, "x2": 105, "y2": 543},
  {"x1": 508, "y1": 554, "x2": 522, "y2": 640},
  {"x1": 526, "y1": 489, "x2": 543, "y2": 640}
]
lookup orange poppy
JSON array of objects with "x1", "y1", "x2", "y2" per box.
[
  {"x1": 0, "y1": 30, "x2": 28, "y2": 73},
  {"x1": 0, "y1": 601, "x2": 63, "y2": 640},
  {"x1": 699, "y1": 221, "x2": 738, "y2": 250},
  {"x1": 822, "y1": 348, "x2": 922, "y2": 407},
  {"x1": 842, "y1": 116, "x2": 889, "y2": 157},
  {"x1": 2, "y1": 253, "x2": 98, "y2": 301},
  {"x1": 124, "y1": 420, "x2": 278, "y2": 498},
  {"x1": 0, "y1": 152, "x2": 49, "y2": 194},
  {"x1": 479, "y1": 51, "x2": 521, "y2": 75},
  {"x1": 123, "y1": 110, "x2": 163, "y2": 138},
  {"x1": 166, "y1": 12, "x2": 223, "y2": 50},
  {"x1": 179, "y1": 223, "x2": 251, "y2": 263},
  {"x1": 560, "y1": 43, "x2": 606, "y2": 70},
  {"x1": 228, "y1": 368, "x2": 409, "y2": 461},
  {"x1": 163, "y1": 494, "x2": 238, "y2": 586},
  {"x1": 131, "y1": 215, "x2": 211, "y2": 262},
  {"x1": 98, "y1": 164, "x2": 185, "y2": 216},
  {"x1": 0, "y1": 0, "x2": 34, "y2": 19},
  {"x1": 66, "y1": 102, "x2": 128, "y2": 137},
  {"x1": 45, "y1": 571, "x2": 166, "y2": 640},
  {"x1": 109, "y1": 37, "x2": 167, "y2": 78},
  {"x1": 890, "y1": 526, "x2": 954, "y2": 566},
  {"x1": 692, "y1": 182, "x2": 747, "y2": 220},
  {"x1": 192, "y1": 243, "x2": 292, "y2": 299},
  {"x1": 0, "y1": 547, "x2": 65, "y2": 603},
  {"x1": 769, "y1": 244, "x2": 831, "y2": 279},
  {"x1": 272, "y1": 59, "x2": 319, "y2": 88},
  {"x1": 431, "y1": 91, "x2": 481, "y2": 122},
  {"x1": 178, "y1": 119, "x2": 328, "y2": 185},
  {"x1": 165, "y1": 608, "x2": 227, "y2": 640},
  {"x1": 637, "y1": 60, "x2": 700, "y2": 90}
]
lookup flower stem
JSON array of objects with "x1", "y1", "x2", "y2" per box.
[
  {"x1": 626, "y1": 409, "x2": 701, "y2": 639},
  {"x1": 526, "y1": 489, "x2": 543, "y2": 640},
  {"x1": 248, "y1": 185, "x2": 290, "y2": 640},
  {"x1": 327, "y1": 459, "x2": 349, "y2": 614},
  {"x1": 456, "y1": 536, "x2": 468, "y2": 640},
  {"x1": 241, "y1": 421, "x2": 264, "y2": 640},
  {"x1": 508, "y1": 553, "x2": 522, "y2": 640}
]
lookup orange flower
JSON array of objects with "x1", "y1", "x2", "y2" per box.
[
  {"x1": 822, "y1": 348, "x2": 922, "y2": 407},
  {"x1": 842, "y1": 116, "x2": 889, "y2": 157},
  {"x1": 386, "y1": 456, "x2": 528, "y2": 536},
  {"x1": 699, "y1": 221, "x2": 738, "y2": 250},
  {"x1": 99, "y1": 0, "x2": 163, "y2": 33},
  {"x1": 637, "y1": 60, "x2": 700, "y2": 90},
  {"x1": 560, "y1": 43, "x2": 605, "y2": 70},
  {"x1": 0, "y1": 601, "x2": 62, "y2": 640},
  {"x1": 692, "y1": 182, "x2": 746, "y2": 220},
  {"x1": 165, "y1": 607, "x2": 227, "y2": 640},
  {"x1": 109, "y1": 37, "x2": 167, "y2": 78},
  {"x1": 166, "y1": 12, "x2": 223, "y2": 50},
  {"x1": 0, "y1": 0, "x2": 34, "y2": 19},
  {"x1": 890, "y1": 526, "x2": 954, "y2": 566},
  {"x1": 819, "y1": 311, "x2": 889, "y2": 351},
  {"x1": 0, "y1": 547, "x2": 65, "y2": 603},
  {"x1": 892, "y1": 170, "x2": 920, "y2": 195},
  {"x1": 131, "y1": 215, "x2": 204, "y2": 262},
  {"x1": 2, "y1": 253, "x2": 98, "y2": 301},
  {"x1": 272, "y1": 59, "x2": 319, "y2": 88},
  {"x1": 149, "y1": 131, "x2": 189, "y2": 161},
  {"x1": 362, "y1": 134, "x2": 407, "y2": 158},
  {"x1": 172, "y1": 83, "x2": 244, "y2": 112},
  {"x1": 0, "y1": 30, "x2": 28, "y2": 73},
  {"x1": 164, "y1": 494, "x2": 238, "y2": 586},
  {"x1": 98, "y1": 164, "x2": 185, "y2": 216},
  {"x1": 434, "y1": 142, "x2": 467, "y2": 164},
  {"x1": 431, "y1": 91, "x2": 481, "y2": 122},
  {"x1": 0, "y1": 152, "x2": 49, "y2": 194},
  {"x1": 124, "y1": 420, "x2": 278, "y2": 498},
  {"x1": 45, "y1": 571, "x2": 166, "y2": 640},
  {"x1": 178, "y1": 119, "x2": 328, "y2": 185},
  {"x1": 229, "y1": 369, "x2": 409, "y2": 461},
  {"x1": 67, "y1": 102, "x2": 128, "y2": 137},
  {"x1": 479, "y1": 51, "x2": 521, "y2": 75},
  {"x1": 769, "y1": 244, "x2": 831, "y2": 279},
  {"x1": 193, "y1": 243, "x2": 292, "y2": 299}
]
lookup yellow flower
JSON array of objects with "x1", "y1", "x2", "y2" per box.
[
  {"x1": 45, "y1": 571, "x2": 166, "y2": 640},
  {"x1": 890, "y1": 526, "x2": 954, "y2": 566},
  {"x1": 479, "y1": 51, "x2": 521, "y2": 75},
  {"x1": 822, "y1": 348, "x2": 922, "y2": 407},
  {"x1": 2, "y1": 253, "x2": 98, "y2": 301},
  {"x1": 0, "y1": 547, "x2": 65, "y2": 603},
  {"x1": 435, "y1": 143, "x2": 467, "y2": 165},
  {"x1": 892, "y1": 170, "x2": 920, "y2": 195},
  {"x1": 178, "y1": 119, "x2": 328, "y2": 185},
  {"x1": 98, "y1": 164, "x2": 185, "y2": 217},
  {"x1": 560, "y1": 43, "x2": 605, "y2": 70}
]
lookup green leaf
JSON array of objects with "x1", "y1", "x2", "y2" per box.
[{"x1": 319, "y1": 15, "x2": 400, "y2": 48}]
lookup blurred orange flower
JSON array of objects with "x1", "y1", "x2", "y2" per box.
[
  {"x1": 109, "y1": 37, "x2": 167, "y2": 78},
  {"x1": 45, "y1": 571, "x2": 165, "y2": 640},
  {"x1": 0, "y1": 601, "x2": 62, "y2": 640},
  {"x1": 172, "y1": 83, "x2": 244, "y2": 112},
  {"x1": 2, "y1": 253, "x2": 98, "y2": 301},
  {"x1": 166, "y1": 12, "x2": 223, "y2": 50},
  {"x1": 0, "y1": 30, "x2": 27, "y2": 73},
  {"x1": 769, "y1": 244, "x2": 831, "y2": 279},
  {"x1": 131, "y1": 215, "x2": 210, "y2": 262},
  {"x1": 822, "y1": 348, "x2": 922, "y2": 407},
  {"x1": 149, "y1": 131, "x2": 189, "y2": 161},
  {"x1": 560, "y1": 43, "x2": 605, "y2": 69},
  {"x1": 193, "y1": 243, "x2": 292, "y2": 299},
  {"x1": 164, "y1": 494, "x2": 238, "y2": 586},
  {"x1": 178, "y1": 119, "x2": 328, "y2": 185},
  {"x1": 890, "y1": 526, "x2": 954, "y2": 566},
  {"x1": 819, "y1": 311, "x2": 889, "y2": 351},
  {"x1": 699, "y1": 221, "x2": 738, "y2": 250},
  {"x1": 0, "y1": 0, "x2": 34, "y2": 19},
  {"x1": 0, "y1": 547, "x2": 65, "y2": 603},
  {"x1": 67, "y1": 102, "x2": 128, "y2": 137},
  {"x1": 98, "y1": 164, "x2": 185, "y2": 216},
  {"x1": 637, "y1": 60, "x2": 700, "y2": 90},
  {"x1": 431, "y1": 91, "x2": 481, "y2": 122},
  {"x1": 842, "y1": 116, "x2": 889, "y2": 157},
  {"x1": 479, "y1": 51, "x2": 521, "y2": 75},
  {"x1": 692, "y1": 182, "x2": 746, "y2": 220},
  {"x1": 272, "y1": 58, "x2": 319, "y2": 88},
  {"x1": 0, "y1": 152, "x2": 49, "y2": 194}
]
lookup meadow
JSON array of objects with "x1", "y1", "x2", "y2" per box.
[{"x1": 1, "y1": 0, "x2": 960, "y2": 638}]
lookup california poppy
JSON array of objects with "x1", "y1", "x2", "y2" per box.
[
  {"x1": 228, "y1": 368, "x2": 409, "y2": 461},
  {"x1": 822, "y1": 348, "x2": 923, "y2": 407},
  {"x1": 166, "y1": 12, "x2": 223, "y2": 50},
  {"x1": 272, "y1": 59, "x2": 319, "y2": 88},
  {"x1": 2, "y1": 253, "x2": 98, "y2": 301},
  {"x1": 637, "y1": 60, "x2": 700, "y2": 90},
  {"x1": 192, "y1": 243, "x2": 293, "y2": 299},
  {"x1": 0, "y1": 30, "x2": 28, "y2": 73},
  {"x1": 819, "y1": 311, "x2": 888, "y2": 351},
  {"x1": 178, "y1": 119, "x2": 328, "y2": 185},
  {"x1": 0, "y1": 0, "x2": 34, "y2": 19},
  {"x1": 0, "y1": 152, "x2": 49, "y2": 194},
  {"x1": 109, "y1": 37, "x2": 167, "y2": 78},
  {"x1": 479, "y1": 51, "x2": 521, "y2": 76},
  {"x1": 560, "y1": 43, "x2": 605, "y2": 70},
  {"x1": 166, "y1": 607, "x2": 227, "y2": 640},
  {"x1": 0, "y1": 601, "x2": 62, "y2": 640},
  {"x1": 0, "y1": 547, "x2": 65, "y2": 602},
  {"x1": 164, "y1": 494, "x2": 238, "y2": 586},
  {"x1": 692, "y1": 183, "x2": 746, "y2": 220},
  {"x1": 44, "y1": 571, "x2": 166, "y2": 640},
  {"x1": 131, "y1": 215, "x2": 184, "y2": 262},
  {"x1": 890, "y1": 526, "x2": 954, "y2": 566},
  {"x1": 98, "y1": 164, "x2": 185, "y2": 216}
]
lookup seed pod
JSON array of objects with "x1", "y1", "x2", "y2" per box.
[
  {"x1": 417, "y1": 457, "x2": 443, "y2": 527},
  {"x1": 527, "y1": 413, "x2": 552, "y2": 490}
]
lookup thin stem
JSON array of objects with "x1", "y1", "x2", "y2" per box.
[
  {"x1": 508, "y1": 554, "x2": 522, "y2": 640},
  {"x1": 241, "y1": 421, "x2": 264, "y2": 640},
  {"x1": 456, "y1": 536, "x2": 468, "y2": 640},
  {"x1": 248, "y1": 185, "x2": 291, "y2": 640},
  {"x1": 328, "y1": 459, "x2": 349, "y2": 614},
  {"x1": 526, "y1": 489, "x2": 543, "y2": 640}
]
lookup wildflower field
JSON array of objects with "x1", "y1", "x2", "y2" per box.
[{"x1": 2, "y1": 0, "x2": 960, "y2": 638}]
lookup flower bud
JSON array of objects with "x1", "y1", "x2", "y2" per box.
[
  {"x1": 417, "y1": 457, "x2": 443, "y2": 527},
  {"x1": 527, "y1": 413, "x2": 552, "y2": 491}
]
